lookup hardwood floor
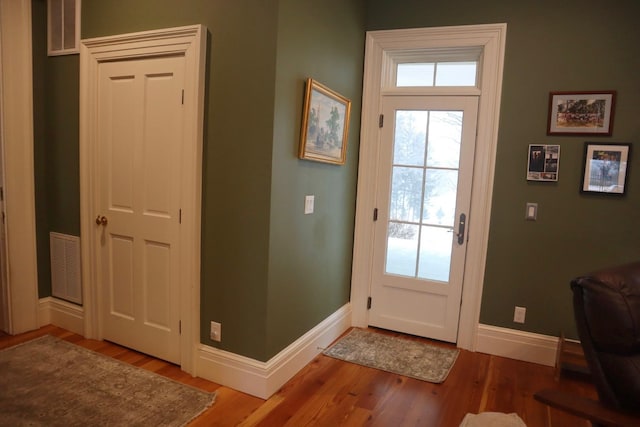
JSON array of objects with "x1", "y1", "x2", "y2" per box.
[{"x1": 0, "y1": 325, "x2": 597, "y2": 426}]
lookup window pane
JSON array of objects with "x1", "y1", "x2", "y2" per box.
[
  {"x1": 50, "y1": 0, "x2": 63, "y2": 51},
  {"x1": 394, "y1": 111, "x2": 427, "y2": 166},
  {"x1": 435, "y1": 62, "x2": 477, "y2": 86},
  {"x1": 427, "y1": 111, "x2": 463, "y2": 168},
  {"x1": 423, "y1": 169, "x2": 458, "y2": 227},
  {"x1": 397, "y1": 63, "x2": 435, "y2": 87},
  {"x1": 386, "y1": 223, "x2": 419, "y2": 277},
  {"x1": 397, "y1": 61, "x2": 477, "y2": 87},
  {"x1": 63, "y1": 0, "x2": 76, "y2": 50},
  {"x1": 418, "y1": 226, "x2": 452, "y2": 281},
  {"x1": 390, "y1": 167, "x2": 423, "y2": 222}
]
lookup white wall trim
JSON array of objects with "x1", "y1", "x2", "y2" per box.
[
  {"x1": 196, "y1": 303, "x2": 352, "y2": 399},
  {"x1": 38, "y1": 297, "x2": 85, "y2": 335},
  {"x1": 79, "y1": 25, "x2": 207, "y2": 374},
  {"x1": 0, "y1": 0, "x2": 39, "y2": 334},
  {"x1": 350, "y1": 23, "x2": 507, "y2": 351},
  {"x1": 476, "y1": 324, "x2": 558, "y2": 367}
]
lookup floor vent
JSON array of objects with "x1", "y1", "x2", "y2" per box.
[{"x1": 50, "y1": 232, "x2": 82, "y2": 304}]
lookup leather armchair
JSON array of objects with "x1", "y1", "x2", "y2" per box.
[{"x1": 535, "y1": 261, "x2": 640, "y2": 426}]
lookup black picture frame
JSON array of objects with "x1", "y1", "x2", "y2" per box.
[{"x1": 580, "y1": 142, "x2": 631, "y2": 195}]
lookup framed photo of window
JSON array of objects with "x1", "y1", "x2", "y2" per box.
[
  {"x1": 547, "y1": 91, "x2": 616, "y2": 136},
  {"x1": 581, "y1": 142, "x2": 631, "y2": 195},
  {"x1": 299, "y1": 78, "x2": 351, "y2": 165}
]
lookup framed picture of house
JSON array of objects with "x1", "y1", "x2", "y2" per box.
[
  {"x1": 581, "y1": 142, "x2": 631, "y2": 195},
  {"x1": 299, "y1": 78, "x2": 351, "y2": 165},
  {"x1": 527, "y1": 144, "x2": 560, "y2": 181},
  {"x1": 547, "y1": 91, "x2": 616, "y2": 136}
]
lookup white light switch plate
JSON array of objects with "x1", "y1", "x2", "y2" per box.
[
  {"x1": 525, "y1": 202, "x2": 537, "y2": 220},
  {"x1": 304, "y1": 195, "x2": 314, "y2": 214}
]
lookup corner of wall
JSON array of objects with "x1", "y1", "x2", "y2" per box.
[
  {"x1": 38, "y1": 297, "x2": 84, "y2": 335},
  {"x1": 196, "y1": 303, "x2": 351, "y2": 399}
]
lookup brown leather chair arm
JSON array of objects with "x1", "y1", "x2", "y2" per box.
[{"x1": 534, "y1": 388, "x2": 640, "y2": 427}]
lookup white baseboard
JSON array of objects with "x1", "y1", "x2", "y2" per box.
[
  {"x1": 196, "y1": 303, "x2": 352, "y2": 399},
  {"x1": 36, "y1": 295, "x2": 351, "y2": 400},
  {"x1": 476, "y1": 324, "x2": 558, "y2": 366},
  {"x1": 34, "y1": 300, "x2": 557, "y2": 391},
  {"x1": 38, "y1": 297, "x2": 85, "y2": 335}
]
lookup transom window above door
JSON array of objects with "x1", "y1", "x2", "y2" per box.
[
  {"x1": 383, "y1": 47, "x2": 483, "y2": 91},
  {"x1": 397, "y1": 61, "x2": 477, "y2": 87}
]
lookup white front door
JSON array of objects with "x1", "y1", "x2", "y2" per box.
[
  {"x1": 369, "y1": 95, "x2": 478, "y2": 343},
  {"x1": 96, "y1": 55, "x2": 185, "y2": 363}
]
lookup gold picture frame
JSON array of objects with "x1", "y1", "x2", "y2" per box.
[{"x1": 299, "y1": 78, "x2": 351, "y2": 165}]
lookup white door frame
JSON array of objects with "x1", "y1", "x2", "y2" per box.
[
  {"x1": 0, "y1": 0, "x2": 39, "y2": 334},
  {"x1": 79, "y1": 25, "x2": 207, "y2": 373},
  {"x1": 350, "y1": 24, "x2": 507, "y2": 350}
]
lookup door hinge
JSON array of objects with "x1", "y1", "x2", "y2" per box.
[
  {"x1": 367, "y1": 297, "x2": 372, "y2": 310},
  {"x1": 181, "y1": 89, "x2": 184, "y2": 105},
  {"x1": 373, "y1": 208, "x2": 378, "y2": 221},
  {"x1": 378, "y1": 114, "x2": 384, "y2": 128}
]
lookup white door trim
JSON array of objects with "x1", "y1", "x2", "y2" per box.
[
  {"x1": 350, "y1": 23, "x2": 507, "y2": 350},
  {"x1": 79, "y1": 25, "x2": 207, "y2": 373},
  {"x1": 0, "y1": 0, "x2": 39, "y2": 334}
]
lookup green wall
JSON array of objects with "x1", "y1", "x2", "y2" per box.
[
  {"x1": 32, "y1": 0, "x2": 50, "y2": 298},
  {"x1": 35, "y1": 0, "x2": 637, "y2": 361},
  {"x1": 267, "y1": 0, "x2": 365, "y2": 357},
  {"x1": 82, "y1": 0, "x2": 279, "y2": 361},
  {"x1": 33, "y1": 0, "x2": 80, "y2": 298},
  {"x1": 34, "y1": 0, "x2": 364, "y2": 361},
  {"x1": 366, "y1": 0, "x2": 640, "y2": 338}
]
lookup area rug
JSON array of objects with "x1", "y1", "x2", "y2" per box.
[
  {"x1": 323, "y1": 328, "x2": 459, "y2": 383},
  {"x1": 0, "y1": 335, "x2": 215, "y2": 426}
]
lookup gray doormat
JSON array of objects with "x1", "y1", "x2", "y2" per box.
[
  {"x1": 0, "y1": 335, "x2": 215, "y2": 426},
  {"x1": 323, "y1": 328, "x2": 459, "y2": 383}
]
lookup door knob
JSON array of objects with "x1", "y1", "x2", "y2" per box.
[
  {"x1": 447, "y1": 213, "x2": 466, "y2": 244},
  {"x1": 456, "y1": 213, "x2": 466, "y2": 245},
  {"x1": 95, "y1": 215, "x2": 108, "y2": 226}
]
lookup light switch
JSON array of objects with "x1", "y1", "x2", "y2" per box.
[
  {"x1": 304, "y1": 195, "x2": 314, "y2": 214},
  {"x1": 525, "y1": 202, "x2": 537, "y2": 220}
]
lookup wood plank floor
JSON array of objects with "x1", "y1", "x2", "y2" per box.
[{"x1": 0, "y1": 325, "x2": 597, "y2": 426}]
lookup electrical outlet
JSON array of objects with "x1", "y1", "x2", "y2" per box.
[
  {"x1": 210, "y1": 321, "x2": 222, "y2": 342},
  {"x1": 514, "y1": 306, "x2": 526, "y2": 324}
]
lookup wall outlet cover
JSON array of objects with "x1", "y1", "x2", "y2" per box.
[{"x1": 210, "y1": 321, "x2": 222, "y2": 342}]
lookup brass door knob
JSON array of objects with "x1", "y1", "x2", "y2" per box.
[{"x1": 95, "y1": 215, "x2": 108, "y2": 226}]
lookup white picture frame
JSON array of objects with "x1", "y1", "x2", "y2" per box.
[{"x1": 527, "y1": 144, "x2": 560, "y2": 182}]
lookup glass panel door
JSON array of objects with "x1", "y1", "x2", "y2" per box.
[
  {"x1": 369, "y1": 95, "x2": 478, "y2": 343},
  {"x1": 386, "y1": 110, "x2": 463, "y2": 282}
]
